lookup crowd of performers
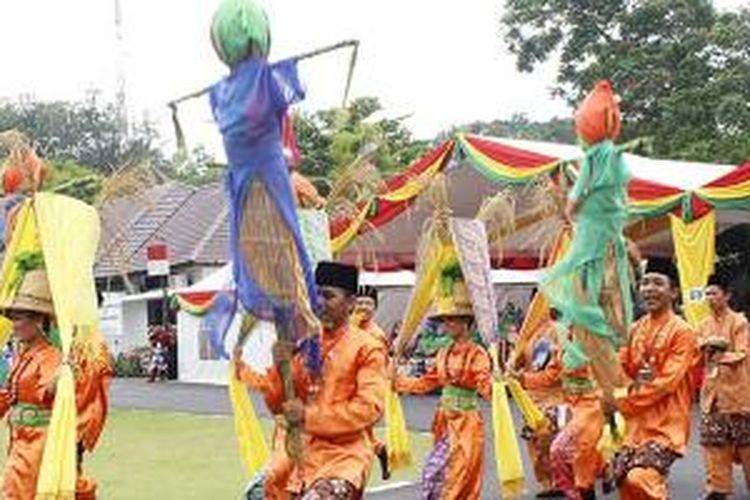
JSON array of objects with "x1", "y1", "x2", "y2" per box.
[
  {"x1": 1, "y1": 0, "x2": 749, "y2": 499},
  {"x1": 206, "y1": 0, "x2": 750, "y2": 497}
]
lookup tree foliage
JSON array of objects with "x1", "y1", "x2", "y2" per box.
[
  {"x1": 501, "y1": 0, "x2": 750, "y2": 164},
  {"x1": 295, "y1": 97, "x2": 429, "y2": 187},
  {"x1": 0, "y1": 93, "x2": 162, "y2": 172},
  {"x1": 446, "y1": 113, "x2": 576, "y2": 143}
]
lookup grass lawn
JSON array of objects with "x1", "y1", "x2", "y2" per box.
[{"x1": 0, "y1": 409, "x2": 432, "y2": 499}]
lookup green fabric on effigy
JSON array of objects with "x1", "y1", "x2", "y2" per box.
[{"x1": 541, "y1": 140, "x2": 634, "y2": 359}]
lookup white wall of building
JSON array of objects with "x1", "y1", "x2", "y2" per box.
[{"x1": 177, "y1": 309, "x2": 275, "y2": 386}]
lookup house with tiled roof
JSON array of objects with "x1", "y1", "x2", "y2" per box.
[
  {"x1": 96, "y1": 181, "x2": 229, "y2": 291},
  {"x1": 96, "y1": 181, "x2": 230, "y2": 355}
]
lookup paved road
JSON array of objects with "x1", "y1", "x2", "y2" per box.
[{"x1": 111, "y1": 379, "x2": 749, "y2": 499}]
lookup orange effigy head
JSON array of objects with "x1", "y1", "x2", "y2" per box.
[{"x1": 574, "y1": 80, "x2": 621, "y2": 146}]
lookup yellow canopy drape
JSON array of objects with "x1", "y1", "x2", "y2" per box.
[{"x1": 670, "y1": 211, "x2": 716, "y2": 327}]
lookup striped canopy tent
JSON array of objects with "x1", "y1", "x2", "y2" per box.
[{"x1": 331, "y1": 134, "x2": 750, "y2": 274}]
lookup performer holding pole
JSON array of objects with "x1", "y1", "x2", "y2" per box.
[{"x1": 207, "y1": 0, "x2": 358, "y2": 460}]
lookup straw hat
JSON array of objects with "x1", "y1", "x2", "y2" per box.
[{"x1": 2, "y1": 269, "x2": 54, "y2": 317}]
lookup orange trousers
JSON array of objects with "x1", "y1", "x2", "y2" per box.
[
  {"x1": 619, "y1": 467, "x2": 668, "y2": 500},
  {"x1": 703, "y1": 445, "x2": 750, "y2": 494}
]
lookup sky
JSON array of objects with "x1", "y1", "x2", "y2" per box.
[{"x1": 0, "y1": 0, "x2": 747, "y2": 158}]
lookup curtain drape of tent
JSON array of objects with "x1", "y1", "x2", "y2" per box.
[
  {"x1": 173, "y1": 293, "x2": 219, "y2": 316},
  {"x1": 456, "y1": 135, "x2": 750, "y2": 220},
  {"x1": 670, "y1": 211, "x2": 716, "y2": 327},
  {"x1": 329, "y1": 140, "x2": 454, "y2": 253},
  {"x1": 696, "y1": 162, "x2": 750, "y2": 211},
  {"x1": 457, "y1": 134, "x2": 561, "y2": 184},
  {"x1": 327, "y1": 135, "x2": 750, "y2": 257},
  {"x1": 628, "y1": 183, "x2": 686, "y2": 219}
]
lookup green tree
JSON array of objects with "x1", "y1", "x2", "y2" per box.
[
  {"x1": 449, "y1": 113, "x2": 576, "y2": 143},
  {"x1": 501, "y1": 0, "x2": 750, "y2": 164},
  {"x1": 162, "y1": 146, "x2": 224, "y2": 186},
  {"x1": 294, "y1": 97, "x2": 429, "y2": 189},
  {"x1": 0, "y1": 93, "x2": 163, "y2": 172},
  {"x1": 44, "y1": 160, "x2": 103, "y2": 204}
]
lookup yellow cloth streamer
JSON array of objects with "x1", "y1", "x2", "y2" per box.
[
  {"x1": 506, "y1": 377, "x2": 547, "y2": 433},
  {"x1": 384, "y1": 386, "x2": 412, "y2": 471},
  {"x1": 597, "y1": 412, "x2": 626, "y2": 461},
  {"x1": 492, "y1": 379, "x2": 525, "y2": 499},
  {"x1": 490, "y1": 346, "x2": 525, "y2": 497},
  {"x1": 229, "y1": 361, "x2": 270, "y2": 479},
  {"x1": 396, "y1": 241, "x2": 454, "y2": 356},
  {"x1": 0, "y1": 200, "x2": 41, "y2": 303},
  {"x1": 34, "y1": 193, "x2": 101, "y2": 499},
  {"x1": 0, "y1": 200, "x2": 42, "y2": 347},
  {"x1": 669, "y1": 211, "x2": 716, "y2": 327}
]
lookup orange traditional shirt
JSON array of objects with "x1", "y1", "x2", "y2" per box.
[
  {"x1": 698, "y1": 309, "x2": 750, "y2": 414},
  {"x1": 0, "y1": 340, "x2": 61, "y2": 500},
  {"x1": 516, "y1": 320, "x2": 564, "y2": 406},
  {"x1": 396, "y1": 339, "x2": 492, "y2": 500},
  {"x1": 265, "y1": 325, "x2": 387, "y2": 492},
  {"x1": 74, "y1": 341, "x2": 114, "y2": 452},
  {"x1": 618, "y1": 310, "x2": 698, "y2": 455},
  {"x1": 356, "y1": 319, "x2": 389, "y2": 352}
]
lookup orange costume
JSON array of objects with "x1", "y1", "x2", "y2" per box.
[
  {"x1": 356, "y1": 319, "x2": 389, "y2": 352},
  {"x1": 354, "y1": 317, "x2": 389, "y2": 463},
  {"x1": 396, "y1": 339, "x2": 492, "y2": 500},
  {"x1": 72, "y1": 341, "x2": 114, "y2": 499},
  {"x1": 265, "y1": 324, "x2": 387, "y2": 496},
  {"x1": 235, "y1": 361, "x2": 294, "y2": 500},
  {"x1": 697, "y1": 307, "x2": 750, "y2": 495},
  {"x1": 515, "y1": 319, "x2": 564, "y2": 494},
  {"x1": 615, "y1": 310, "x2": 698, "y2": 499},
  {"x1": 524, "y1": 346, "x2": 605, "y2": 498},
  {"x1": 0, "y1": 339, "x2": 61, "y2": 500}
]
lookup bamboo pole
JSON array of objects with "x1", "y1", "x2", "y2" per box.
[{"x1": 166, "y1": 40, "x2": 360, "y2": 108}]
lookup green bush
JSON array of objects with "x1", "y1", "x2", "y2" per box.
[{"x1": 114, "y1": 346, "x2": 150, "y2": 378}]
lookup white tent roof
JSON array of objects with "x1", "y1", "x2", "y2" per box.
[{"x1": 495, "y1": 138, "x2": 737, "y2": 190}]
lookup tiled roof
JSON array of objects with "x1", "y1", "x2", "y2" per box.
[{"x1": 96, "y1": 182, "x2": 229, "y2": 277}]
